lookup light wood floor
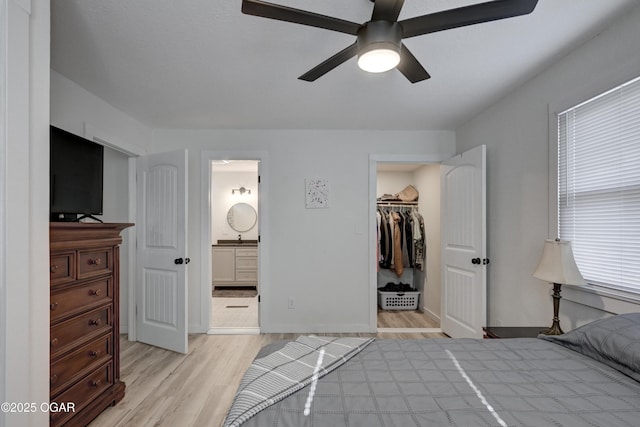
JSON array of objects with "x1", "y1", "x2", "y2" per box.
[
  {"x1": 377, "y1": 307, "x2": 439, "y2": 329},
  {"x1": 90, "y1": 330, "x2": 445, "y2": 427}
]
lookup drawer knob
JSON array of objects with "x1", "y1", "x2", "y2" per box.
[
  {"x1": 50, "y1": 265, "x2": 59, "y2": 273},
  {"x1": 89, "y1": 350, "x2": 101, "y2": 358},
  {"x1": 50, "y1": 338, "x2": 59, "y2": 347},
  {"x1": 89, "y1": 318, "x2": 102, "y2": 326},
  {"x1": 50, "y1": 302, "x2": 58, "y2": 311},
  {"x1": 90, "y1": 379, "x2": 102, "y2": 388},
  {"x1": 90, "y1": 289, "x2": 102, "y2": 296},
  {"x1": 88, "y1": 258, "x2": 102, "y2": 265},
  {"x1": 50, "y1": 374, "x2": 58, "y2": 385}
]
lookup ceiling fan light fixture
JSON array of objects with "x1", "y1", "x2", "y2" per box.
[
  {"x1": 357, "y1": 21, "x2": 402, "y2": 74},
  {"x1": 358, "y1": 45, "x2": 400, "y2": 73}
]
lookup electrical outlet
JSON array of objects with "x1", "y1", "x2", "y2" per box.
[{"x1": 288, "y1": 298, "x2": 295, "y2": 309}]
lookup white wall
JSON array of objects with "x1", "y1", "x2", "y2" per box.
[
  {"x1": 456, "y1": 3, "x2": 640, "y2": 329},
  {"x1": 415, "y1": 164, "x2": 441, "y2": 321},
  {"x1": 153, "y1": 130, "x2": 455, "y2": 333},
  {"x1": 211, "y1": 169, "x2": 259, "y2": 243},
  {"x1": 377, "y1": 171, "x2": 413, "y2": 197},
  {"x1": 2, "y1": 0, "x2": 50, "y2": 425},
  {"x1": 100, "y1": 147, "x2": 132, "y2": 331},
  {"x1": 50, "y1": 71, "x2": 151, "y2": 155}
]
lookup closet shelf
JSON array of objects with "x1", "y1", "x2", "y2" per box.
[{"x1": 376, "y1": 201, "x2": 419, "y2": 207}]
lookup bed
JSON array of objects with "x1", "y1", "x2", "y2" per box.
[{"x1": 223, "y1": 313, "x2": 640, "y2": 427}]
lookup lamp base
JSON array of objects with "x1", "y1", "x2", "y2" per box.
[
  {"x1": 539, "y1": 282, "x2": 564, "y2": 335},
  {"x1": 539, "y1": 320, "x2": 563, "y2": 336}
]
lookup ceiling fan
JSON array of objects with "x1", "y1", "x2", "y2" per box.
[{"x1": 241, "y1": 0, "x2": 538, "y2": 83}]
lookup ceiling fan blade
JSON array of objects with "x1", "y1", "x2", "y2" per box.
[
  {"x1": 242, "y1": 0, "x2": 360, "y2": 35},
  {"x1": 371, "y1": 0, "x2": 405, "y2": 22},
  {"x1": 396, "y1": 44, "x2": 430, "y2": 83},
  {"x1": 299, "y1": 43, "x2": 359, "y2": 82},
  {"x1": 400, "y1": 0, "x2": 538, "y2": 39}
]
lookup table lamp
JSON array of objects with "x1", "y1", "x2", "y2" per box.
[{"x1": 533, "y1": 239, "x2": 586, "y2": 335}]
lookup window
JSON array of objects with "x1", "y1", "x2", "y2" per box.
[{"x1": 557, "y1": 75, "x2": 640, "y2": 293}]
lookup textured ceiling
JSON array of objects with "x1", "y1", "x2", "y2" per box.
[{"x1": 51, "y1": 0, "x2": 639, "y2": 130}]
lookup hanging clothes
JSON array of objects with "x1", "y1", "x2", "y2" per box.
[
  {"x1": 376, "y1": 210, "x2": 381, "y2": 272},
  {"x1": 412, "y1": 210, "x2": 425, "y2": 271},
  {"x1": 390, "y1": 211, "x2": 404, "y2": 277},
  {"x1": 377, "y1": 204, "x2": 425, "y2": 277}
]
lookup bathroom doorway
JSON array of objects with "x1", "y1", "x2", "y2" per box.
[{"x1": 209, "y1": 160, "x2": 260, "y2": 333}]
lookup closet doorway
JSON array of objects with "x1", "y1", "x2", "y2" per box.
[
  {"x1": 209, "y1": 160, "x2": 260, "y2": 334},
  {"x1": 375, "y1": 162, "x2": 442, "y2": 332}
]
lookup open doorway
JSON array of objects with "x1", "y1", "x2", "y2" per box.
[
  {"x1": 209, "y1": 160, "x2": 260, "y2": 333},
  {"x1": 375, "y1": 162, "x2": 442, "y2": 332}
]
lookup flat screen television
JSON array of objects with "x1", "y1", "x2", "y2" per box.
[{"x1": 50, "y1": 125, "x2": 104, "y2": 222}]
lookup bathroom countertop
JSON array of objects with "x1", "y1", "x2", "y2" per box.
[{"x1": 213, "y1": 240, "x2": 258, "y2": 246}]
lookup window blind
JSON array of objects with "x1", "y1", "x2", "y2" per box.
[{"x1": 558, "y1": 75, "x2": 640, "y2": 292}]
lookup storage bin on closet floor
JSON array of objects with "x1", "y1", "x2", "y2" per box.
[{"x1": 378, "y1": 290, "x2": 420, "y2": 310}]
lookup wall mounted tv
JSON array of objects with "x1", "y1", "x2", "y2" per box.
[{"x1": 50, "y1": 125, "x2": 104, "y2": 222}]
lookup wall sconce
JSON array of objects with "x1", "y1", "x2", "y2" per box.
[{"x1": 232, "y1": 186, "x2": 251, "y2": 196}]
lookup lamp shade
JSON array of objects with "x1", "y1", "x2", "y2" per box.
[{"x1": 533, "y1": 239, "x2": 586, "y2": 285}]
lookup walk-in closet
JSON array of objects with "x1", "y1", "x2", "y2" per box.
[{"x1": 376, "y1": 163, "x2": 442, "y2": 330}]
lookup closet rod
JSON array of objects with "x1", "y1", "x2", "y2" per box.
[{"x1": 376, "y1": 201, "x2": 418, "y2": 207}]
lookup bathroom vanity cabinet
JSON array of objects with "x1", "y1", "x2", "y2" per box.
[{"x1": 212, "y1": 245, "x2": 258, "y2": 287}]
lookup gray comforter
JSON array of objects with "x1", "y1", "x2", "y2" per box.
[{"x1": 227, "y1": 334, "x2": 640, "y2": 426}]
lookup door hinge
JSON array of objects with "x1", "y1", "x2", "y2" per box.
[
  {"x1": 258, "y1": 295, "x2": 260, "y2": 303},
  {"x1": 258, "y1": 175, "x2": 261, "y2": 183},
  {"x1": 258, "y1": 235, "x2": 261, "y2": 243}
]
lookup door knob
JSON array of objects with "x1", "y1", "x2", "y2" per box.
[
  {"x1": 471, "y1": 258, "x2": 481, "y2": 264},
  {"x1": 174, "y1": 258, "x2": 184, "y2": 265}
]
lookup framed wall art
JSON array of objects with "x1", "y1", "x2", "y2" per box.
[{"x1": 305, "y1": 178, "x2": 329, "y2": 209}]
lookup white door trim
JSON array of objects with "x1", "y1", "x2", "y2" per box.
[
  {"x1": 368, "y1": 153, "x2": 451, "y2": 332},
  {"x1": 0, "y1": 0, "x2": 7, "y2": 407},
  {"x1": 80, "y1": 123, "x2": 145, "y2": 340},
  {"x1": 200, "y1": 151, "x2": 269, "y2": 334}
]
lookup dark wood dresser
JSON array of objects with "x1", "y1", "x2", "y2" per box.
[{"x1": 49, "y1": 222, "x2": 133, "y2": 426}]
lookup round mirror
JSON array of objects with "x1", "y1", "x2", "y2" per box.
[{"x1": 227, "y1": 203, "x2": 257, "y2": 232}]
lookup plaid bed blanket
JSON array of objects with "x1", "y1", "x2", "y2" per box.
[{"x1": 223, "y1": 335, "x2": 375, "y2": 427}]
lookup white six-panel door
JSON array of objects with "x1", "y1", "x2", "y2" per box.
[
  {"x1": 136, "y1": 150, "x2": 188, "y2": 353},
  {"x1": 441, "y1": 145, "x2": 487, "y2": 338}
]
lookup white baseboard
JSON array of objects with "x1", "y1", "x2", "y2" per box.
[
  {"x1": 207, "y1": 327, "x2": 260, "y2": 335},
  {"x1": 421, "y1": 307, "x2": 441, "y2": 325},
  {"x1": 377, "y1": 327, "x2": 443, "y2": 334}
]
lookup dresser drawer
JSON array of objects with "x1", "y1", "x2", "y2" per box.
[
  {"x1": 78, "y1": 248, "x2": 112, "y2": 280},
  {"x1": 236, "y1": 248, "x2": 257, "y2": 257},
  {"x1": 50, "y1": 278, "x2": 112, "y2": 321},
  {"x1": 50, "y1": 252, "x2": 76, "y2": 286},
  {"x1": 50, "y1": 363, "x2": 113, "y2": 427},
  {"x1": 236, "y1": 256, "x2": 257, "y2": 269},
  {"x1": 50, "y1": 306, "x2": 111, "y2": 358},
  {"x1": 236, "y1": 271, "x2": 257, "y2": 282},
  {"x1": 50, "y1": 334, "x2": 112, "y2": 396}
]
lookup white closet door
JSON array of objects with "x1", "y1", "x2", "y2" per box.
[
  {"x1": 440, "y1": 145, "x2": 487, "y2": 338},
  {"x1": 136, "y1": 149, "x2": 188, "y2": 353}
]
